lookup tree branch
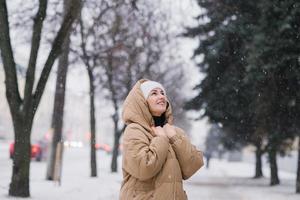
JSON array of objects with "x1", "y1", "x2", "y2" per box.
[
  {"x1": 23, "y1": 0, "x2": 47, "y2": 112},
  {"x1": 0, "y1": 0, "x2": 22, "y2": 111},
  {"x1": 79, "y1": 16, "x2": 92, "y2": 69},
  {"x1": 33, "y1": 0, "x2": 82, "y2": 110},
  {"x1": 131, "y1": 0, "x2": 138, "y2": 10}
]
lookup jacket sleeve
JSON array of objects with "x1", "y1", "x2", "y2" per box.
[
  {"x1": 122, "y1": 124, "x2": 169, "y2": 181},
  {"x1": 170, "y1": 127, "x2": 204, "y2": 180}
]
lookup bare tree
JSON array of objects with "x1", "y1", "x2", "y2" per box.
[
  {"x1": 93, "y1": 1, "x2": 165, "y2": 172},
  {"x1": 77, "y1": 17, "x2": 98, "y2": 177},
  {"x1": 70, "y1": 0, "x2": 119, "y2": 177},
  {"x1": 46, "y1": 0, "x2": 75, "y2": 181},
  {"x1": 0, "y1": 0, "x2": 81, "y2": 197},
  {"x1": 71, "y1": 0, "x2": 190, "y2": 174},
  {"x1": 100, "y1": 1, "x2": 190, "y2": 172}
]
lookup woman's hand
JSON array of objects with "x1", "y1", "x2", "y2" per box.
[
  {"x1": 151, "y1": 126, "x2": 168, "y2": 139},
  {"x1": 163, "y1": 124, "x2": 177, "y2": 138}
]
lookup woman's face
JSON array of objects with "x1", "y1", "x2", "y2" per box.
[{"x1": 146, "y1": 88, "x2": 167, "y2": 116}]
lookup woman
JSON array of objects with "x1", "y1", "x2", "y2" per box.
[{"x1": 120, "y1": 79, "x2": 204, "y2": 200}]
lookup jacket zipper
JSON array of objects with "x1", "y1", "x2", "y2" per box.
[{"x1": 173, "y1": 153, "x2": 176, "y2": 200}]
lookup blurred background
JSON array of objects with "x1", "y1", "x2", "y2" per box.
[{"x1": 0, "y1": 0, "x2": 300, "y2": 199}]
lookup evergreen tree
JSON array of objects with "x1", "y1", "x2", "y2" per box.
[
  {"x1": 185, "y1": 0, "x2": 300, "y2": 187},
  {"x1": 184, "y1": 0, "x2": 263, "y2": 176},
  {"x1": 246, "y1": 0, "x2": 300, "y2": 188}
]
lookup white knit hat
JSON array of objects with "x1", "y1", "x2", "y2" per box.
[{"x1": 140, "y1": 81, "x2": 166, "y2": 99}]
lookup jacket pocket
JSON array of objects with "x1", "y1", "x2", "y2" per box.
[{"x1": 132, "y1": 178, "x2": 155, "y2": 200}]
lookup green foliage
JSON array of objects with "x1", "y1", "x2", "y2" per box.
[
  {"x1": 185, "y1": 0, "x2": 259, "y2": 149},
  {"x1": 185, "y1": 0, "x2": 300, "y2": 151},
  {"x1": 246, "y1": 0, "x2": 300, "y2": 142}
]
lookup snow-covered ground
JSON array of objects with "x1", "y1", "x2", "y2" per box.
[{"x1": 0, "y1": 140, "x2": 299, "y2": 200}]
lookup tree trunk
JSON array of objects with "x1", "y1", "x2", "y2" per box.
[
  {"x1": 9, "y1": 114, "x2": 33, "y2": 197},
  {"x1": 88, "y1": 70, "x2": 97, "y2": 177},
  {"x1": 111, "y1": 112, "x2": 120, "y2": 172},
  {"x1": 46, "y1": 14, "x2": 71, "y2": 180},
  {"x1": 296, "y1": 137, "x2": 300, "y2": 193},
  {"x1": 0, "y1": 0, "x2": 81, "y2": 196},
  {"x1": 254, "y1": 142, "x2": 263, "y2": 178},
  {"x1": 268, "y1": 145, "x2": 280, "y2": 185},
  {"x1": 111, "y1": 132, "x2": 121, "y2": 172}
]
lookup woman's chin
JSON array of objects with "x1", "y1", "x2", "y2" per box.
[{"x1": 156, "y1": 109, "x2": 166, "y2": 115}]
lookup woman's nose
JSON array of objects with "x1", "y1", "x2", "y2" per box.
[{"x1": 158, "y1": 93, "x2": 165, "y2": 99}]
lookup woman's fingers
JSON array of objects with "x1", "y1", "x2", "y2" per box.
[
  {"x1": 163, "y1": 124, "x2": 176, "y2": 138},
  {"x1": 152, "y1": 126, "x2": 167, "y2": 138}
]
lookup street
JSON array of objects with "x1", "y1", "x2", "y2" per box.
[{"x1": 0, "y1": 141, "x2": 298, "y2": 200}]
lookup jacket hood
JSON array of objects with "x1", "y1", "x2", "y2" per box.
[{"x1": 122, "y1": 79, "x2": 173, "y2": 133}]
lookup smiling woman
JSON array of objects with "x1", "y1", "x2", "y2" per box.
[
  {"x1": 140, "y1": 81, "x2": 167, "y2": 117},
  {"x1": 119, "y1": 79, "x2": 204, "y2": 200}
]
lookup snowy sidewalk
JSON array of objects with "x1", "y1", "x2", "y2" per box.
[
  {"x1": 0, "y1": 144, "x2": 299, "y2": 200},
  {"x1": 185, "y1": 159, "x2": 298, "y2": 200}
]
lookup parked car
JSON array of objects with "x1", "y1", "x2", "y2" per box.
[
  {"x1": 95, "y1": 143, "x2": 124, "y2": 154},
  {"x1": 95, "y1": 143, "x2": 112, "y2": 154},
  {"x1": 9, "y1": 141, "x2": 46, "y2": 161}
]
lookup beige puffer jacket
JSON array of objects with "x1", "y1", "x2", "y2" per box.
[{"x1": 120, "y1": 79, "x2": 204, "y2": 200}]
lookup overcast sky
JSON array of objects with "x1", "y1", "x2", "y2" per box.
[{"x1": 1, "y1": 0, "x2": 209, "y2": 147}]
